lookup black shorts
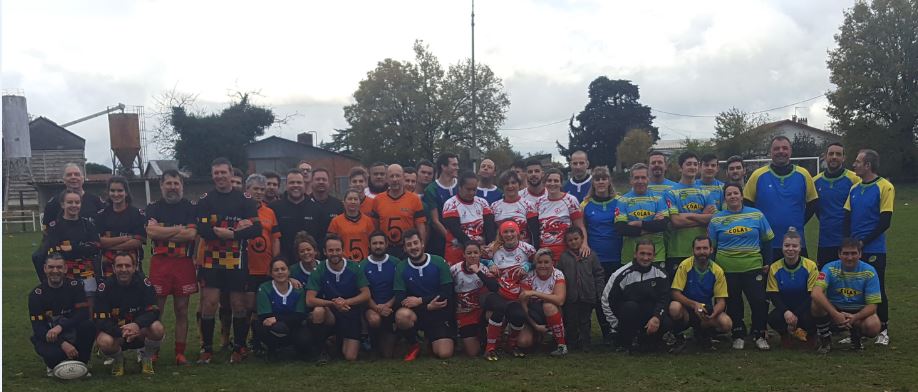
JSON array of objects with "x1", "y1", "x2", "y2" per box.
[
  {"x1": 331, "y1": 307, "x2": 364, "y2": 340},
  {"x1": 246, "y1": 275, "x2": 271, "y2": 293},
  {"x1": 122, "y1": 335, "x2": 146, "y2": 351},
  {"x1": 527, "y1": 303, "x2": 546, "y2": 326},
  {"x1": 415, "y1": 307, "x2": 455, "y2": 341},
  {"x1": 458, "y1": 323, "x2": 482, "y2": 339},
  {"x1": 199, "y1": 268, "x2": 247, "y2": 292}
]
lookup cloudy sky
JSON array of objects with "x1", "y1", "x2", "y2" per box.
[{"x1": 2, "y1": 0, "x2": 852, "y2": 164}]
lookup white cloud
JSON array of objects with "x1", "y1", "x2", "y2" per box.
[{"x1": 2, "y1": 0, "x2": 853, "y2": 162}]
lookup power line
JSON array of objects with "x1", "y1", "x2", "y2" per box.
[
  {"x1": 500, "y1": 118, "x2": 569, "y2": 131},
  {"x1": 651, "y1": 93, "x2": 827, "y2": 118}
]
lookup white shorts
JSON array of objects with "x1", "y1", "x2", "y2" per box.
[{"x1": 81, "y1": 276, "x2": 97, "y2": 297}]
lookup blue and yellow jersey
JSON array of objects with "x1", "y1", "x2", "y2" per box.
[
  {"x1": 581, "y1": 197, "x2": 622, "y2": 264},
  {"x1": 767, "y1": 257, "x2": 818, "y2": 310},
  {"x1": 666, "y1": 183, "x2": 715, "y2": 258},
  {"x1": 306, "y1": 260, "x2": 368, "y2": 300},
  {"x1": 708, "y1": 206, "x2": 774, "y2": 273},
  {"x1": 671, "y1": 257, "x2": 727, "y2": 308},
  {"x1": 648, "y1": 178, "x2": 678, "y2": 196},
  {"x1": 615, "y1": 190, "x2": 672, "y2": 263},
  {"x1": 814, "y1": 169, "x2": 860, "y2": 248},
  {"x1": 844, "y1": 177, "x2": 895, "y2": 253},
  {"x1": 695, "y1": 178, "x2": 725, "y2": 211},
  {"x1": 815, "y1": 260, "x2": 881, "y2": 310},
  {"x1": 744, "y1": 165, "x2": 817, "y2": 247}
]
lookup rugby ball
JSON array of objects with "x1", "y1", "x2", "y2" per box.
[{"x1": 52, "y1": 360, "x2": 88, "y2": 380}]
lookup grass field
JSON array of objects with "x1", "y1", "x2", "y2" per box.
[{"x1": 4, "y1": 186, "x2": 918, "y2": 391}]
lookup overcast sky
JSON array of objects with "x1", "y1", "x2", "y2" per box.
[{"x1": 2, "y1": 0, "x2": 852, "y2": 164}]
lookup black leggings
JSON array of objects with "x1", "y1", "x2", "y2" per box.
[
  {"x1": 864, "y1": 253, "x2": 888, "y2": 325},
  {"x1": 767, "y1": 301, "x2": 814, "y2": 335},
  {"x1": 726, "y1": 270, "x2": 767, "y2": 339},
  {"x1": 31, "y1": 319, "x2": 95, "y2": 368},
  {"x1": 481, "y1": 292, "x2": 526, "y2": 328},
  {"x1": 254, "y1": 314, "x2": 312, "y2": 355}
]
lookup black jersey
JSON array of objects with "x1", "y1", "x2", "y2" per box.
[
  {"x1": 44, "y1": 217, "x2": 101, "y2": 279},
  {"x1": 94, "y1": 273, "x2": 159, "y2": 337},
  {"x1": 96, "y1": 204, "x2": 147, "y2": 273},
  {"x1": 42, "y1": 192, "x2": 105, "y2": 228},
  {"x1": 145, "y1": 198, "x2": 197, "y2": 258},
  {"x1": 307, "y1": 195, "x2": 344, "y2": 253},
  {"x1": 269, "y1": 193, "x2": 313, "y2": 261},
  {"x1": 28, "y1": 278, "x2": 89, "y2": 337},
  {"x1": 196, "y1": 188, "x2": 261, "y2": 270}
]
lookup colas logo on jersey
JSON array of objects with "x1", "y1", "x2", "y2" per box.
[
  {"x1": 837, "y1": 287, "x2": 862, "y2": 298},
  {"x1": 632, "y1": 209, "x2": 654, "y2": 218},
  {"x1": 685, "y1": 202, "x2": 702, "y2": 212},
  {"x1": 726, "y1": 226, "x2": 752, "y2": 235}
]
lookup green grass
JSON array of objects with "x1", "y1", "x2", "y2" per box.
[{"x1": 4, "y1": 186, "x2": 918, "y2": 391}]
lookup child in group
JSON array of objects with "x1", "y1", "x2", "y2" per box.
[{"x1": 556, "y1": 227, "x2": 606, "y2": 351}]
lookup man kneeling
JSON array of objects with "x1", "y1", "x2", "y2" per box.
[
  {"x1": 95, "y1": 252, "x2": 164, "y2": 375},
  {"x1": 669, "y1": 236, "x2": 732, "y2": 351},
  {"x1": 30, "y1": 253, "x2": 95, "y2": 379},
  {"x1": 812, "y1": 238, "x2": 882, "y2": 353}
]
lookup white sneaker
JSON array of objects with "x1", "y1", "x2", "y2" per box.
[
  {"x1": 838, "y1": 336, "x2": 852, "y2": 344},
  {"x1": 875, "y1": 329, "x2": 889, "y2": 346},
  {"x1": 732, "y1": 338, "x2": 745, "y2": 350},
  {"x1": 754, "y1": 337, "x2": 771, "y2": 351},
  {"x1": 46, "y1": 367, "x2": 53, "y2": 377},
  {"x1": 103, "y1": 357, "x2": 114, "y2": 366}
]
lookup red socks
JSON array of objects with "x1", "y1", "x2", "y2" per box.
[
  {"x1": 175, "y1": 342, "x2": 186, "y2": 356},
  {"x1": 486, "y1": 320, "x2": 505, "y2": 352},
  {"x1": 546, "y1": 312, "x2": 566, "y2": 345}
]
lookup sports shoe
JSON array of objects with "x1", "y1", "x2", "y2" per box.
[
  {"x1": 103, "y1": 357, "x2": 114, "y2": 366},
  {"x1": 550, "y1": 344, "x2": 568, "y2": 357},
  {"x1": 732, "y1": 338, "x2": 745, "y2": 350},
  {"x1": 196, "y1": 351, "x2": 213, "y2": 365},
  {"x1": 316, "y1": 351, "x2": 330, "y2": 366},
  {"x1": 838, "y1": 336, "x2": 852, "y2": 344},
  {"x1": 850, "y1": 335, "x2": 864, "y2": 351},
  {"x1": 46, "y1": 367, "x2": 53, "y2": 377},
  {"x1": 669, "y1": 334, "x2": 687, "y2": 354},
  {"x1": 511, "y1": 347, "x2": 526, "y2": 358},
  {"x1": 875, "y1": 329, "x2": 889, "y2": 346},
  {"x1": 141, "y1": 357, "x2": 155, "y2": 375},
  {"x1": 485, "y1": 349, "x2": 499, "y2": 361},
  {"x1": 817, "y1": 336, "x2": 832, "y2": 354},
  {"x1": 175, "y1": 353, "x2": 188, "y2": 366},
  {"x1": 404, "y1": 343, "x2": 421, "y2": 362},
  {"x1": 360, "y1": 335, "x2": 372, "y2": 352},
  {"x1": 754, "y1": 337, "x2": 770, "y2": 351},
  {"x1": 111, "y1": 357, "x2": 125, "y2": 376}
]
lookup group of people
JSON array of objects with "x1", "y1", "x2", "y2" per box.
[{"x1": 28, "y1": 135, "x2": 895, "y2": 379}]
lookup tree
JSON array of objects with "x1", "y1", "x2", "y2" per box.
[
  {"x1": 681, "y1": 138, "x2": 717, "y2": 158},
  {"x1": 827, "y1": 0, "x2": 918, "y2": 180},
  {"x1": 85, "y1": 162, "x2": 112, "y2": 175},
  {"x1": 616, "y1": 129, "x2": 654, "y2": 171},
  {"x1": 557, "y1": 77, "x2": 658, "y2": 168},
  {"x1": 712, "y1": 108, "x2": 770, "y2": 158},
  {"x1": 171, "y1": 93, "x2": 275, "y2": 177},
  {"x1": 324, "y1": 40, "x2": 513, "y2": 165},
  {"x1": 791, "y1": 132, "x2": 821, "y2": 159}
]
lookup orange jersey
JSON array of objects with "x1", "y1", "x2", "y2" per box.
[
  {"x1": 369, "y1": 191, "x2": 426, "y2": 246},
  {"x1": 328, "y1": 213, "x2": 376, "y2": 262},
  {"x1": 359, "y1": 196, "x2": 375, "y2": 216},
  {"x1": 247, "y1": 203, "x2": 280, "y2": 276}
]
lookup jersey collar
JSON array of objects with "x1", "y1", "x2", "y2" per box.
[
  {"x1": 272, "y1": 280, "x2": 294, "y2": 305},
  {"x1": 367, "y1": 254, "x2": 390, "y2": 271},
  {"x1": 408, "y1": 253, "x2": 432, "y2": 276}
]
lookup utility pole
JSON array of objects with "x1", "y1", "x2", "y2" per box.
[{"x1": 471, "y1": 0, "x2": 477, "y2": 139}]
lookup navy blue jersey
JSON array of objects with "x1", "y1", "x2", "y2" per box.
[{"x1": 360, "y1": 255, "x2": 400, "y2": 304}]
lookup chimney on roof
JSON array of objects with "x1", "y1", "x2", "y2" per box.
[
  {"x1": 791, "y1": 115, "x2": 808, "y2": 125},
  {"x1": 297, "y1": 132, "x2": 314, "y2": 147}
]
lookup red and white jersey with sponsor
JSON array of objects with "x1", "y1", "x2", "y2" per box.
[
  {"x1": 450, "y1": 263, "x2": 490, "y2": 314},
  {"x1": 522, "y1": 268, "x2": 566, "y2": 299},
  {"x1": 520, "y1": 188, "x2": 548, "y2": 208},
  {"x1": 537, "y1": 193, "x2": 582, "y2": 247},
  {"x1": 491, "y1": 241, "x2": 535, "y2": 271},
  {"x1": 491, "y1": 198, "x2": 538, "y2": 243},
  {"x1": 442, "y1": 196, "x2": 492, "y2": 243},
  {"x1": 497, "y1": 264, "x2": 528, "y2": 300}
]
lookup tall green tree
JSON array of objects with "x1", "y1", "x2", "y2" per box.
[
  {"x1": 616, "y1": 129, "x2": 655, "y2": 171},
  {"x1": 712, "y1": 107, "x2": 770, "y2": 158},
  {"x1": 557, "y1": 77, "x2": 658, "y2": 168},
  {"x1": 171, "y1": 93, "x2": 275, "y2": 177},
  {"x1": 325, "y1": 40, "x2": 512, "y2": 165},
  {"x1": 827, "y1": 0, "x2": 918, "y2": 179}
]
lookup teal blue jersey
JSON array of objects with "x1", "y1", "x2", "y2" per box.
[
  {"x1": 815, "y1": 260, "x2": 881, "y2": 311},
  {"x1": 615, "y1": 190, "x2": 672, "y2": 263},
  {"x1": 814, "y1": 169, "x2": 860, "y2": 248},
  {"x1": 666, "y1": 183, "x2": 715, "y2": 258},
  {"x1": 694, "y1": 178, "x2": 724, "y2": 211},
  {"x1": 844, "y1": 177, "x2": 895, "y2": 253},
  {"x1": 708, "y1": 206, "x2": 774, "y2": 273}
]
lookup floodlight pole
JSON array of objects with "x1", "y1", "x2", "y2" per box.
[{"x1": 471, "y1": 0, "x2": 477, "y2": 139}]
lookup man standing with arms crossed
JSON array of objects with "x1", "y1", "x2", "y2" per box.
[
  {"x1": 196, "y1": 158, "x2": 262, "y2": 364},
  {"x1": 844, "y1": 149, "x2": 894, "y2": 345},
  {"x1": 814, "y1": 143, "x2": 860, "y2": 267}
]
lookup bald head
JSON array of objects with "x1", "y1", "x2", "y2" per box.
[
  {"x1": 387, "y1": 164, "x2": 404, "y2": 193},
  {"x1": 571, "y1": 150, "x2": 590, "y2": 179},
  {"x1": 478, "y1": 159, "x2": 496, "y2": 180}
]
